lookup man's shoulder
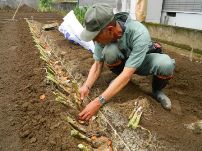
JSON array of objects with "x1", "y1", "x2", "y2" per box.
[{"x1": 125, "y1": 18, "x2": 147, "y2": 33}]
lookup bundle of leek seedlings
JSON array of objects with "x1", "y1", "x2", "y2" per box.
[
  {"x1": 128, "y1": 100, "x2": 153, "y2": 147},
  {"x1": 128, "y1": 102, "x2": 143, "y2": 129},
  {"x1": 26, "y1": 19, "x2": 82, "y2": 110}
]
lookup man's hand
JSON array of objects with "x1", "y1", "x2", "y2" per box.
[
  {"x1": 79, "y1": 98, "x2": 101, "y2": 121},
  {"x1": 79, "y1": 85, "x2": 90, "y2": 100}
]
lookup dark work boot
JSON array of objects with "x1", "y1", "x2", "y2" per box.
[{"x1": 152, "y1": 76, "x2": 171, "y2": 110}]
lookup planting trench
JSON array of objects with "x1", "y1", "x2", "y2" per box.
[{"x1": 0, "y1": 5, "x2": 202, "y2": 151}]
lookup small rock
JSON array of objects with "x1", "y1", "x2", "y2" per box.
[
  {"x1": 28, "y1": 133, "x2": 34, "y2": 139},
  {"x1": 30, "y1": 137, "x2": 37, "y2": 143},
  {"x1": 39, "y1": 118, "x2": 46, "y2": 123},
  {"x1": 49, "y1": 108, "x2": 55, "y2": 114},
  {"x1": 9, "y1": 118, "x2": 14, "y2": 122},
  {"x1": 49, "y1": 140, "x2": 56, "y2": 146},
  {"x1": 50, "y1": 123, "x2": 61, "y2": 130},
  {"x1": 10, "y1": 122, "x2": 15, "y2": 126},
  {"x1": 22, "y1": 102, "x2": 29, "y2": 108},
  {"x1": 30, "y1": 99, "x2": 37, "y2": 103},
  {"x1": 27, "y1": 104, "x2": 33, "y2": 111},
  {"x1": 20, "y1": 130, "x2": 31, "y2": 138},
  {"x1": 32, "y1": 120, "x2": 38, "y2": 126},
  {"x1": 22, "y1": 124, "x2": 29, "y2": 131},
  {"x1": 28, "y1": 111, "x2": 36, "y2": 116},
  {"x1": 49, "y1": 137, "x2": 56, "y2": 146},
  {"x1": 35, "y1": 115, "x2": 42, "y2": 120},
  {"x1": 61, "y1": 144, "x2": 67, "y2": 150},
  {"x1": 22, "y1": 102, "x2": 29, "y2": 111},
  {"x1": 14, "y1": 104, "x2": 19, "y2": 108},
  {"x1": 119, "y1": 144, "x2": 125, "y2": 149}
]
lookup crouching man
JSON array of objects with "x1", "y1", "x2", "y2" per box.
[{"x1": 78, "y1": 3, "x2": 175, "y2": 121}]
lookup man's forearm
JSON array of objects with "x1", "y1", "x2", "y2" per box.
[
  {"x1": 101, "y1": 67, "x2": 136, "y2": 101},
  {"x1": 84, "y1": 61, "x2": 103, "y2": 89}
]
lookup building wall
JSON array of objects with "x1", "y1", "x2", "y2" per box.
[
  {"x1": 161, "y1": 0, "x2": 202, "y2": 30},
  {"x1": 146, "y1": 0, "x2": 163, "y2": 23},
  {"x1": 79, "y1": 0, "x2": 163, "y2": 23},
  {"x1": 161, "y1": 11, "x2": 202, "y2": 30}
]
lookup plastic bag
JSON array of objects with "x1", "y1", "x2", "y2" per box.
[{"x1": 59, "y1": 10, "x2": 95, "y2": 53}]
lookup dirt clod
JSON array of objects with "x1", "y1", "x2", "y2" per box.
[{"x1": 30, "y1": 137, "x2": 37, "y2": 143}]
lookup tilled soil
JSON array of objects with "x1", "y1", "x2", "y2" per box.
[
  {"x1": 0, "y1": 5, "x2": 202, "y2": 151},
  {"x1": 0, "y1": 7, "x2": 80, "y2": 151}
]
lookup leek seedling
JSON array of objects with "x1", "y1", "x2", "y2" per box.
[
  {"x1": 71, "y1": 129, "x2": 91, "y2": 143},
  {"x1": 46, "y1": 72, "x2": 59, "y2": 85},
  {"x1": 67, "y1": 116, "x2": 87, "y2": 133},
  {"x1": 46, "y1": 63, "x2": 56, "y2": 75},
  {"x1": 53, "y1": 91, "x2": 76, "y2": 109},
  {"x1": 78, "y1": 144, "x2": 91, "y2": 151}
]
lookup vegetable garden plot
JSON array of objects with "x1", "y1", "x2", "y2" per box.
[{"x1": 1, "y1": 5, "x2": 202, "y2": 150}]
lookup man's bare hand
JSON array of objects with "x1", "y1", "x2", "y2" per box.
[
  {"x1": 79, "y1": 99, "x2": 101, "y2": 121},
  {"x1": 79, "y1": 85, "x2": 90, "y2": 100}
]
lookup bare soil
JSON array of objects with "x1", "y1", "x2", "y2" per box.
[
  {"x1": 0, "y1": 6, "x2": 80, "y2": 151},
  {"x1": 0, "y1": 5, "x2": 202, "y2": 151}
]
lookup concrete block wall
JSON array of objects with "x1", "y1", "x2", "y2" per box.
[{"x1": 145, "y1": 23, "x2": 202, "y2": 54}]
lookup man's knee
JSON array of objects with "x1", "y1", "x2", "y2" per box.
[
  {"x1": 103, "y1": 43, "x2": 124, "y2": 65},
  {"x1": 153, "y1": 54, "x2": 175, "y2": 77}
]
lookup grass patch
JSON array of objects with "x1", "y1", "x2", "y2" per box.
[
  {"x1": 73, "y1": 6, "x2": 88, "y2": 25},
  {"x1": 39, "y1": 0, "x2": 53, "y2": 12}
]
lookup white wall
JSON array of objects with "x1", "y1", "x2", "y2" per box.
[
  {"x1": 115, "y1": 0, "x2": 163, "y2": 23},
  {"x1": 146, "y1": 0, "x2": 163, "y2": 23},
  {"x1": 79, "y1": 0, "x2": 163, "y2": 23},
  {"x1": 161, "y1": 12, "x2": 202, "y2": 30}
]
